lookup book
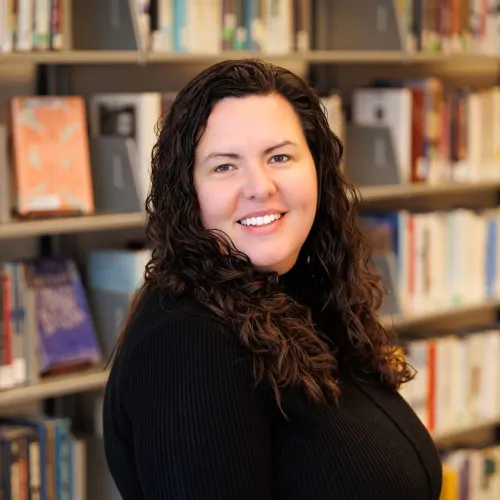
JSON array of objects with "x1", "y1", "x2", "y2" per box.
[
  {"x1": 20, "y1": 257, "x2": 102, "y2": 375},
  {"x1": 10, "y1": 96, "x2": 95, "y2": 216}
]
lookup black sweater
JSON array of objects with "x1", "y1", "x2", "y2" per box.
[{"x1": 103, "y1": 267, "x2": 443, "y2": 500}]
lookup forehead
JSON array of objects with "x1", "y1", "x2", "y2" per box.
[{"x1": 198, "y1": 94, "x2": 303, "y2": 150}]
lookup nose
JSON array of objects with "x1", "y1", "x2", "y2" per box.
[{"x1": 241, "y1": 164, "x2": 277, "y2": 200}]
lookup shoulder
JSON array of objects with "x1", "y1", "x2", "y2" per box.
[
  {"x1": 106, "y1": 286, "x2": 265, "y2": 415},
  {"x1": 116, "y1": 286, "x2": 239, "y2": 362}
]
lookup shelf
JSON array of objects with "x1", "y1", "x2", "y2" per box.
[
  {"x1": 2, "y1": 50, "x2": 500, "y2": 66},
  {"x1": 0, "y1": 180, "x2": 499, "y2": 240},
  {"x1": 0, "y1": 50, "x2": 141, "y2": 65},
  {"x1": 0, "y1": 50, "x2": 307, "y2": 65},
  {"x1": 381, "y1": 298, "x2": 500, "y2": 330},
  {"x1": 358, "y1": 180, "x2": 500, "y2": 203},
  {"x1": 306, "y1": 50, "x2": 500, "y2": 64},
  {"x1": 0, "y1": 212, "x2": 146, "y2": 240},
  {"x1": 3, "y1": 362, "x2": 498, "y2": 446},
  {"x1": 432, "y1": 418, "x2": 500, "y2": 444},
  {"x1": 0, "y1": 365, "x2": 109, "y2": 408}
]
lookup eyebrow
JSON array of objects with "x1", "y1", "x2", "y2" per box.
[{"x1": 203, "y1": 140, "x2": 297, "y2": 163}]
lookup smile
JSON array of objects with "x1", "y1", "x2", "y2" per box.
[{"x1": 238, "y1": 213, "x2": 284, "y2": 227}]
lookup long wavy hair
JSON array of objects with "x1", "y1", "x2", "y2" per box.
[{"x1": 114, "y1": 58, "x2": 413, "y2": 408}]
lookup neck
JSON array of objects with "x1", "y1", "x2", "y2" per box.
[{"x1": 278, "y1": 254, "x2": 347, "y2": 353}]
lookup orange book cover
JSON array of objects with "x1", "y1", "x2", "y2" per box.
[{"x1": 10, "y1": 95, "x2": 94, "y2": 216}]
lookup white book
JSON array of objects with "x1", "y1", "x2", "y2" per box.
[
  {"x1": 186, "y1": 0, "x2": 199, "y2": 52},
  {"x1": 320, "y1": 93, "x2": 344, "y2": 143},
  {"x1": 482, "y1": 330, "x2": 500, "y2": 419},
  {"x1": 352, "y1": 88, "x2": 412, "y2": 184},
  {"x1": 434, "y1": 337, "x2": 453, "y2": 432},
  {"x1": 453, "y1": 337, "x2": 469, "y2": 427},
  {"x1": 265, "y1": 0, "x2": 293, "y2": 54},
  {"x1": 397, "y1": 211, "x2": 410, "y2": 314},
  {"x1": 446, "y1": 336, "x2": 461, "y2": 429},
  {"x1": 491, "y1": 87, "x2": 500, "y2": 172},
  {"x1": 430, "y1": 213, "x2": 447, "y2": 309},
  {"x1": 88, "y1": 92, "x2": 163, "y2": 206},
  {"x1": 452, "y1": 210, "x2": 468, "y2": 304},
  {"x1": 0, "y1": 0, "x2": 14, "y2": 52},
  {"x1": 151, "y1": 0, "x2": 173, "y2": 52},
  {"x1": 475, "y1": 214, "x2": 488, "y2": 302},
  {"x1": 207, "y1": 0, "x2": 222, "y2": 53},
  {"x1": 466, "y1": 333, "x2": 484, "y2": 422},
  {"x1": 405, "y1": 339, "x2": 430, "y2": 428},
  {"x1": 15, "y1": 0, "x2": 34, "y2": 51},
  {"x1": 33, "y1": 0, "x2": 51, "y2": 50},
  {"x1": 72, "y1": 436, "x2": 87, "y2": 500}
]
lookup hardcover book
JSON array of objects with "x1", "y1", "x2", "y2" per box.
[{"x1": 21, "y1": 257, "x2": 102, "y2": 374}]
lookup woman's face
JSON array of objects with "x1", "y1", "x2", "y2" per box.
[{"x1": 194, "y1": 94, "x2": 318, "y2": 275}]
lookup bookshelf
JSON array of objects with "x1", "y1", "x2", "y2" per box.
[{"x1": 3, "y1": 0, "x2": 500, "y2": 495}]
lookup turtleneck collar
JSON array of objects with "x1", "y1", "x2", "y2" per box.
[
  {"x1": 277, "y1": 251, "x2": 347, "y2": 356},
  {"x1": 278, "y1": 252, "x2": 319, "y2": 308}
]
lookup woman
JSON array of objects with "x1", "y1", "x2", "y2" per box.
[{"x1": 103, "y1": 58, "x2": 442, "y2": 499}]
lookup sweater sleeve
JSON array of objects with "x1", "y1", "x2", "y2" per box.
[{"x1": 120, "y1": 314, "x2": 274, "y2": 500}]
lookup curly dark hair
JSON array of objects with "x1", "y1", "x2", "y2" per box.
[{"x1": 115, "y1": 58, "x2": 413, "y2": 409}]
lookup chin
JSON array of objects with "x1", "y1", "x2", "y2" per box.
[{"x1": 248, "y1": 251, "x2": 298, "y2": 275}]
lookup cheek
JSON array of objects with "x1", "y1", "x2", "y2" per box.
[
  {"x1": 196, "y1": 182, "x2": 237, "y2": 228},
  {"x1": 286, "y1": 167, "x2": 318, "y2": 213}
]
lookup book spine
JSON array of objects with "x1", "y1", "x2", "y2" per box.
[
  {"x1": 49, "y1": 0, "x2": 63, "y2": 50},
  {"x1": 15, "y1": 0, "x2": 34, "y2": 51},
  {"x1": 33, "y1": 0, "x2": 51, "y2": 49},
  {"x1": 221, "y1": 0, "x2": 235, "y2": 51},
  {"x1": 0, "y1": 264, "x2": 14, "y2": 390},
  {"x1": 173, "y1": 0, "x2": 188, "y2": 51},
  {"x1": 27, "y1": 429, "x2": 41, "y2": 500},
  {"x1": 57, "y1": 421, "x2": 72, "y2": 500},
  {"x1": 10, "y1": 263, "x2": 26, "y2": 387}
]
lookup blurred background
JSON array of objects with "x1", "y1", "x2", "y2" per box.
[{"x1": 0, "y1": 0, "x2": 499, "y2": 498}]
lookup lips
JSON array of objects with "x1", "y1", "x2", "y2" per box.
[{"x1": 238, "y1": 212, "x2": 284, "y2": 227}]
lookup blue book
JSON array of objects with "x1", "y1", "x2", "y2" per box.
[
  {"x1": 22, "y1": 257, "x2": 102, "y2": 374},
  {"x1": 173, "y1": 0, "x2": 188, "y2": 52},
  {"x1": 485, "y1": 216, "x2": 497, "y2": 298}
]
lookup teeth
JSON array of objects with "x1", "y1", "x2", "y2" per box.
[{"x1": 239, "y1": 213, "x2": 282, "y2": 226}]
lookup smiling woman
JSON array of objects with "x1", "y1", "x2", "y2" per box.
[
  {"x1": 194, "y1": 94, "x2": 317, "y2": 274},
  {"x1": 102, "y1": 59, "x2": 443, "y2": 500}
]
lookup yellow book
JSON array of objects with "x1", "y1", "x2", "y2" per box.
[{"x1": 440, "y1": 464, "x2": 458, "y2": 500}]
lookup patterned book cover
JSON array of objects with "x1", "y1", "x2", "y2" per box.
[
  {"x1": 22, "y1": 257, "x2": 102, "y2": 374},
  {"x1": 10, "y1": 96, "x2": 94, "y2": 216}
]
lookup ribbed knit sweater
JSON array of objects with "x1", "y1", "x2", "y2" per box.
[{"x1": 103, "y1": 265, "x2": 443, "y2": 500}]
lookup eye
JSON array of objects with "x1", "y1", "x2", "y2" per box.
[
  {"x1": 213, "y1": 164, "x2": 234, "y2": 173},
  {"x1": 269, "y1": 154, "x2": 291, "y2": 164}
]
